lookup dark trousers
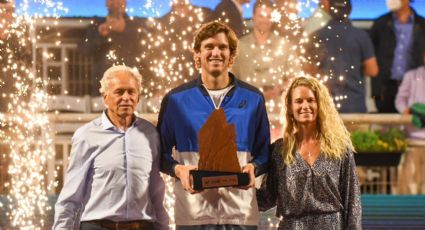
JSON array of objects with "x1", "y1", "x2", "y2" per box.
[{"x1": 374, "y1": 80, "x2": 399, "y2": 113}]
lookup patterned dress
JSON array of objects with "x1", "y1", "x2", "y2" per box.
[{"x1": 257, "y1": 139, "x2": 362, "y2": 229}]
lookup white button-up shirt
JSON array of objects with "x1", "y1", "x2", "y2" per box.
[{"x1": 53, "y1": 112, "x2": 169, "y2": 229}]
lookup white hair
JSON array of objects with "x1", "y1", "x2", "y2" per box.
[{"x1": 99, "y1": 65, "x2": 142, "y2": 95}]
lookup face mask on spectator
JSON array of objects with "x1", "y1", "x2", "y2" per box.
[{"x1": 386, "y1": 0, "x2": 402, "y2": 11}]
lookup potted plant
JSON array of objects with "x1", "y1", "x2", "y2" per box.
[{"x1": 351, "y1": 128, "x2": 407, "y2": 166}]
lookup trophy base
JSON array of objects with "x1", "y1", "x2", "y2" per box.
[{"x1": 190, "y1": 170, "x2": 249, "y2": 191}]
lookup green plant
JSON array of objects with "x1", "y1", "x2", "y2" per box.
[
  {"x1": 350, "y1": 128, "x2": 407, "y2": 153},
  {"x1": 351, "y1": 131, "x2": 379, "y2": 152}
]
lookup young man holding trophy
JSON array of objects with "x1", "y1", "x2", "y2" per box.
[{"x1": 158, "y1": 21, "x2": 270, "y2": 229}]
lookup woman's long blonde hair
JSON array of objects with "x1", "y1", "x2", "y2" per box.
[{"x1": 281, "y1": 77, "x2": 354, "y2": 165}]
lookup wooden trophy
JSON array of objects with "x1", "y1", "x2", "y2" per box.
[{"x1": 190, "y1": 108, "x2": 249, "y2": 190}]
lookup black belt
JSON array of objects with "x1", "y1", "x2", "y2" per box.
[{"x1": 82, "y1": 219, "x2": 154, "y2": 230}]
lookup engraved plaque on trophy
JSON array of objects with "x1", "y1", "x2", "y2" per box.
[{"x1": 190, "y1": 108, "x2": 249, "y2": 191}]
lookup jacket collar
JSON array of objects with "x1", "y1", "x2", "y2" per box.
[{"x1": 195, "y1": 72, "x2": 238, "y2": 97}]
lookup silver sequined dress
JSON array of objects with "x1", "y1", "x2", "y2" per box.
[{"x1": 257, "y1": 139, "x2": 362, "y2": 229}]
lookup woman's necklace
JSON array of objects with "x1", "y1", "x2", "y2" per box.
[
  {"x1": 301, "y1": 138, "x2": 319, "y2": 159},
  {"x1": 301, "y1": 142, "x2": 313, "y2": 158},
  {"x1": 298, "y1": 132, "x2": 320, "y2": 163}
]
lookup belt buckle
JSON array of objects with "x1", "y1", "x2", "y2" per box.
[{"x1": 115, "y1": 221, "x2": 132, "y2": 230}]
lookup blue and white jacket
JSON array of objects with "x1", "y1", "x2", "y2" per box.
[{"x1": 158, "y1": 73, "x2": 270, "y2": 226}]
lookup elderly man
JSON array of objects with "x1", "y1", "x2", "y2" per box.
[
  {"x1": 53, "y1": 65, "x2": 169, "y2": 230},
  {"x1": 158, "y1": 21, "x2": 270, "y2": 229}
]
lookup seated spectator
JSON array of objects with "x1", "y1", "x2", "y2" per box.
[
  {"x1": 395, "y1": 50, "x2": 425, "y2": 194},
  {"x1": 312, "y1": 0, "x2": 378, "y2": 113}
]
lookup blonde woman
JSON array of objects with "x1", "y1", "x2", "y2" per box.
[{"x1": 257, "y1": 77, "x2": 361, "y2": 229}]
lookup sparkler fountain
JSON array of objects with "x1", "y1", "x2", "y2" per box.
[{"x1": 0, "y1": 0, "x2": 66, "y2": 229}]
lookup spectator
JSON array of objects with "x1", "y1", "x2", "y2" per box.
[
  {"x1": 148, "y1": 0, "x2": 212, "y2": 88},
  {"x1": 395, "y1": 50, "x2": 425, "y2": 194},
  {"x1": 274, "y1": 0, "x2": 312, "y2": 81},
  {"x1": 80, "y1": 0, "x2": 145, "y2": 96},
  {"x1": 212, "y1": 0, "x2": 250, "y2": 37},
  {"x1": 274, "y1": 0, "x2": 303, "y2": 39},
  {"x1": 370, "y1": 0, "x2": 425, "y2": 113},
  {"x1": 232, "y1": 0, "x2": 295, "y2": 102},
  {"x1": 143, "y1": 0, "x2": 212, "y2": 112},
  {"x1": 313, "y1": 0, "x2": 378, "y2": 113}
]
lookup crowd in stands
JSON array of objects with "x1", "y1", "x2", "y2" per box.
[
  {"x1": 63, "y1": 0, "x2": 425, "y2": 116},
  {"x1": 2, "y1": 0, "x2": 425, "y2": 125}
]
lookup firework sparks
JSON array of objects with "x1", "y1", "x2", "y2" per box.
[
  {"x1": 140, "y1": 0, "x2": 209, "y2": 112},
  {"x1": 0, "y1": 0, "x2": 67, "y2": 229}
]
